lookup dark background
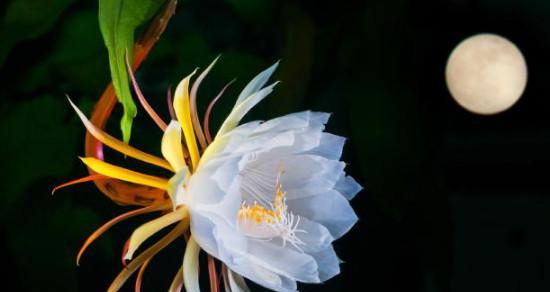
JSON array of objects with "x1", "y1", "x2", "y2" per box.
[{"x1": 1, "y1": 0, "x2": 549, "y2": 291}]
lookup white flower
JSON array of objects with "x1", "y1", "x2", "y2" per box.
[
  {"x1": 67, "y1": 60, "x2": 361, "y2": 292},
  {"x1": 183, "y1": 111, "x2": 361, "y2": 291},
  {"x1": 167, "y1": 63, "x2": 362, "y2": 291}
]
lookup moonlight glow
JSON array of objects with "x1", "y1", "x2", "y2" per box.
[{"x1": 445, "y1": 33, "x2": 527, "y2": 115}]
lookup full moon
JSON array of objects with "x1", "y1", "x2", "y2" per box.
[{"x1": 445, "y1": 33, "x2": 527, "y2": 115}]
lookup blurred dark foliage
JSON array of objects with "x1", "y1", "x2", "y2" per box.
[{"x1": 1, "y1": 0, "x2": 549, "y2": 291}]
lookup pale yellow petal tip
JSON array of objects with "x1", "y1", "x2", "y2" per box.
[
  {"x1": 125, "y1": 207, "x2": 189, "y2": 261},
  {"x1": 182, "y1": 68, "x2": 199, "y2": 84},
  {"x1": 65, "y1": 94, "x2": 74, "y2": 104},
  {"x1": 79, "y1": 157, "x2": 95, "y2": 170},
  {"x1": 167, "y1": 168, "x2": 189, "y2": 209},
  {"x1": 66, "y1": 95, "x2": 85, "y2": 118},
  {"x1": 183, "y1": 237, "x2": 201, "y2": 292},
  {"x1": 161, "y1": 121, "x2": 187, "y2": 171},
  {"x1": 123, "y1": 250, "x2": 134, "y2": 261},
  {"x1": 175, "y1": 69, "x2": 199, "y2": 94},
  {"x1": 173, "y1": 68, "x2": 201, "y2": 171}
]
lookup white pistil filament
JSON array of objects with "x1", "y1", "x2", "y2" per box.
[{"x1": 237, "y1": 173, "x2": 306, "y2": 252}]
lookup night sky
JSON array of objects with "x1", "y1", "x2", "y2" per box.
[{"x1": 0, "y1": 0, "x2": 549, "y2": 291}]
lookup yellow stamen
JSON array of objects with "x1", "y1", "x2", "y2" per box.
[
  {"x1": 174, "y1": 70, "x2": 200, "y2": 171},
  {"x1": 80, "y1": 157, "x2": 168, "y2": 190},
  {"x1": 68, "y1": 98, "x2": 173, "y2": 171}
]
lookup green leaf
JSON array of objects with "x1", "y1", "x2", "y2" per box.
[{"x1": 98, "y1": 0, "x2": 166, "y2": 142}]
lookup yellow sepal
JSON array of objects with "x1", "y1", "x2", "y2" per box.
[
  {"x1": 68, "y1": 98, "x2": 173, "y2": 171},
  {"x1": 174, "y1": 70, "x2": 200, "y2": 171},
  {"x1": 124, "y1": 206, "x2": 189, "y2": 260},
  {"x1": 79, "y1": 157, "x2": 168, "y2": 190}
]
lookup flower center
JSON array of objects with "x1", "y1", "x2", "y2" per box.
[{"x1": 236, "y1": 172, "x2": 306, "y2": 251}]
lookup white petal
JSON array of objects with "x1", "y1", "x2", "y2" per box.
[
  {"x1": 188, "y1": 106, "x2": 361, "y2": 291},
  {"x1": 295, "y1": 216, "x2": 334, "y2": 253},
  {"x1": 218, "y1": 111, "x2": 330, "y2": 156},
  {"x1": 238, "y1": 154, "x2": 345, "y2": 203},
  {"x1": 309, "y1": 245, "x2": 341, "y2": 281},
  {"x1": 216, "y1": 82, "x2": 279, "y2": 138},
  {"x1": 305, "y1": 132, "x2": 346, "y2": 160},
  {"x1": 233, "y1": 130, "x2": 296, "y2": 155},
  {"x1": 190, "y1": 209, "x2": 298, "y2": 291},
  {"x1": 335, "y1": 175, "x2": 363, "y2": 200},
  {"x1": 186, "y1": 158, "x2": 237, "y2": 206},
  {"x1": 280, "y1": 155, "x2": 345, "y2": 198},
  {"x1": 168, "y1": 167, "x2": 189, "y2": 207},
  {"x1": 227, "y1": 268, "x2": 250, "y2": 292},
  {"x1": 228, "y1": 239, "x2": 320, "y2": 283},
  {"x1": 250, "y1": 111, "x2": 329, "y2": 136},
  {"x1": 289, "y1": 190, "x2": 358, "y2": 239},
  {"x1": 236, "y1": 61, "x2": 279, "y2": 105},
  {"x1": 197, "y1": 201, "x2": 321, "y2": 283},
  {"x1": 205, "y1": 111, "x2": 330, "y2": 163},
  {"x1": 189, "y1": 210, "x2": 221, "y2": 255},
  {"x1": 230, "y1": 256, "x2": 298, "y2": 292}
]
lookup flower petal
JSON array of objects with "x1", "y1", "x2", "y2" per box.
[
  {"x1": 134, "y1": 256, "x2": 152, "y2": 292},
  {"x1": 76, "y1": 203, "x2": 168, "y2": 266},
  {"x1": 108, "y1": 220, "x2": 188, "y2": 292},
  {"x1": 125, "y1": 54, "x2": 168, "y2": 131},
  {"x1": 79, "y1": 157, "x2": 168, "y2": 190},
  {"x1": 174, "y1": 70, "x2": 200, "y2": 170},
  {"x1": 51, "y1": 174, "x2": 108, "y2": 194},
  {"x1": 162, "y1": 120, "x2": 187, "y2": 171},
  {"x1": 236, "y1": 154, "x2": 345, "y2": 203},
  {"x1": 125, "y1": 206, "x2": 188, "y2": 260},
  {"x1": 209, "y1": 111, "x2": 331, "y2": 161},
  {"x1": 305, "y1": 132, "x2": 346, "y2": 160},
  {"x1": 227, "y1": 268, "x2": 250, "y2": 292},
  {"x1": 223, "y1": 237, "x2": 320, "y2": 283},
  {"x1": 295, "y1": 216, "x2": 334, "y2": 253},
  {"x1": 183, "y1": 237, "x2": 201, "y2": 292},
  {"x1": 228, "y1": 254, "x2": 298, "y2": 292},
  {"x1": 190, "y1": 56, "x2": 220, "y2": 149},
  {"x1": 68, "y1": 98, "x2": 173, "y2": 171},
  {"x1": 235, "y1": 61, "x2": 279, "y2": 106},
  {"x1": 309, "y1": 245, "x2": 341, "y2": 281},
  {"x1": 334, "y1": 175, "x2": 362, "y2": 200},
  {"x1": 168, "y1": 265, "x2": 184, "y2": 292},
  {"x1": 204, "y1": 79, "x2": 235, "y2": 144},
  {"x1": 250, "y1": 111, "x2": 329, "y2": 137},
  {"x1": 215, "y1": 82, "x2": 279, "y2": 138},
  {"x1": 167, "y1": 168, "x2": 189, "y2": 207},
  {"x1": 288, "y1": 190, "x2": 358, "y2": 239}
]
